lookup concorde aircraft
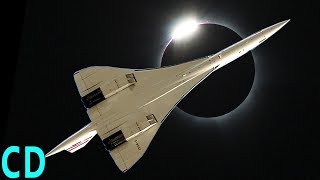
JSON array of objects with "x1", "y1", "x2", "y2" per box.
[{"x1": 45, "y1": 20, "x2": 289, "y2": 172}]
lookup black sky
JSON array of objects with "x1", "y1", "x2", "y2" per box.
[{"x1": 2, "y1": 0, "x2": 318, "y2": 179}]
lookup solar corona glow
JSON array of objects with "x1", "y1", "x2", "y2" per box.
[
  {"x1": 171, "y1": 18, "x2": 199, "y2": 40},
  {"x1": 162, "y1": 23, "x2": 256, "y2": 118}
]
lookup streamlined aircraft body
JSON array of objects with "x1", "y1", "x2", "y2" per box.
[{"x1": 46, "y1": 20, "x2": 289, "y2": 172}]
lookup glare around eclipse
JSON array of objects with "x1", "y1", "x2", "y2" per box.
[{"x1": 171, "y1": 18, "x2": 199, "y2": 40}]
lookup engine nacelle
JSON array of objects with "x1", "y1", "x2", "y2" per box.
[{"x1": 81, "y1": 73, "x2": 137, "y2": 108}]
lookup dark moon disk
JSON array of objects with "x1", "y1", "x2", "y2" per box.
[{"x1": 161, "y1": 24, "x2": 255, "y2": 117}]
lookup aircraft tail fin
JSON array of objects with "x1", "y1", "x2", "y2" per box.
[{"x1": 46, "y1": 123, "x2": 97, "y2": 157}]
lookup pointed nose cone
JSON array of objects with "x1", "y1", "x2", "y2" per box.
[
  {"x1": 283, "y1": 19, "x2": 290, "y2": 24},
  {"x1": 260, "y1": 19, "x2": 290, "y2": 41},
  {"x1": 268, "y1": 19, "x2": 290, "y2": 34},
  {"x1": 274, "y1": 19, "x2": 290, "y2": 31}
]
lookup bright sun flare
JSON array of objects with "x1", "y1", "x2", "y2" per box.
[{"x1": 171, "y1": 18, "x2": 199, "y2": 40}]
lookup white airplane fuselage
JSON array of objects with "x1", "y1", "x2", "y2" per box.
[{"x1": 137, "y1": 19, "x2": 288, "y2": 110}]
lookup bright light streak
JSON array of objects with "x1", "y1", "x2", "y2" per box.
[{"x1": 171, "y1": 18, "x2": 199, "y2": 40}]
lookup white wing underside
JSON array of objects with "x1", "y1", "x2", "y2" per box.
[{"x1": 73, "y1": 59, "x2": 211, "y2": 172}]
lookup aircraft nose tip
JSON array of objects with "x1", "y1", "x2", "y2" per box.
[
  {"x1": 282, "y1": 19, "x2": 290, "y2": 26},
  {"x1": 267, "y1": 19, "x2": 290, "y2": 35},
  {"x1": 278, "y1": 19, "x2": 290, "y2": 29}
]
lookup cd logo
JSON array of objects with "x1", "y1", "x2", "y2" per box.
[{"x1": 2, "y1": 146, "x2": 45, "y2": 178}]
